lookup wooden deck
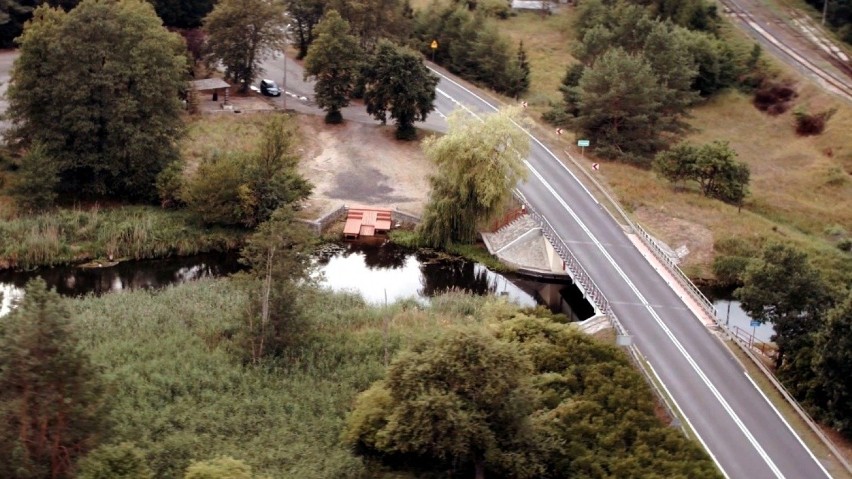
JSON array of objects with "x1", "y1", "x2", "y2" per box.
[{"x1": 343, "y1": 207, "x2": 393, "y2": 239}]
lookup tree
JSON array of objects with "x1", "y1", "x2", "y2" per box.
[
  {"x1": 0, "y1": 278, "x2": 107, "y2": 479},
  {"x1": 76, "y1": 443, "x2": 153, "y2": 479},
  {"x1": 183, "y1": 115, "x2": 312, "y2": 226},
  {"x1": 184, "y1": 457, "x2": 254, "y2": 479},
  {"x1": 204, "y1": 0, "x2": 287, "y2": 92},
  {"x1": 6, "y1": 0, "x2": 187, "y2": 200},
  {"x1": 286, "y1": 0, "x2": 325, "y2": 59},
  {"x1": 343, "y1": 329, "x2": 537, "y2": 479},
  {"x1": 573, "y1": 48, "x2": 673, "y2": 163},
  {"x1": 735, "y1": 243, "x2": 831, "y2": 370},
  {"x1": 238, "y1": 115, "x2": 313, "y2": 227},
  {"x1": 419, "y1": 107, "x2": 530, "y2": 248},
  {"x1": 328, "y1": 0, "x2": 413, "y2": 49},
  {"x1": 303, "y1": 10, "x2": 363, "y2": 124},
  {"x1": 693, "y1": 141, "x2": 749, "y2": 205},
  {"x1": 510, "y1": 41, "x2": 531, "y2": 98},
  {"x1": 237, "y1": 208, "x2": 316, "y2": 362},
  {"x1": 653, "y1": 142, "x2": 700, "y2": 188},
  {"x1": 654, "y1": 141, "x2": 750, "y2": 206},
  {"x1": 812, "y1": 291, "x2": 852, "y2": 436},
  {"x1": 362, "y1": 39, "x2": 438, "y2": 140},
  {"x1": 8, "y1": 143, "x2": 60, "y2": 212}
]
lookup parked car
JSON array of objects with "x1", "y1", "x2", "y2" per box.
[{"x1": 260, "y1": 79, "x2": 281, "y2": 97}]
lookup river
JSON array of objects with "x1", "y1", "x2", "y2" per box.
[{"x1": 1, "y1": 241, "x2": 595, "y2": 320}]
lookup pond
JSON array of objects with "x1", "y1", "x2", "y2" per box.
[{"x1": 1, "y1": 241, "x2": 595, "y2": 320}]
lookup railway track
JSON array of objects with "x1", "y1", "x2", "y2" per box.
[{"x1": 719, "y1": 0, "x2": 852, "y2": 102}]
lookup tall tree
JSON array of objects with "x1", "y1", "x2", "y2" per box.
[
  {"x1": 573, "y1": 47, "x2": 673, "y2": 163},
  {"x1": 303, "y1": 10, "x2": 364, "y2": 124},
  {"x1": 6, "y1": 0, "x2": 187, "y2": 200},
  {"x1": 237, "y1": 208, "x2": 316, "y2": 362},
  {"x1": 0, "y1": 279, "x2": 107, "y2": 479},
  {"x1": 362, "y1": 40, "x2": 438, "y2": 140},
  {"x1": 419, "y1": 107, "x2": 530, "y2": 248},
  {"x1": 204, "y1": 0, "x2": 287, "y2": 92},
  {"x1": 509, "y1": 40, "x2": 531, "y2": 97},
  {"x1": 286, "y1": 0, "x2": 325, "y2": 59},
  {"x1": 328, "y1": 0, "x2": 412, "y2": 49},
  {"x1": 812, "y1": 291, "x2": 852, "y2": 436},
  {"x1": 343, "y1": 329, "x2": 537, "y2": 479},
  {"x1": 148, "y1": 0, "x2": 215, "y2": 28},
  {"x1": 735, "y1": 243, "x2": 831, "y2": 370}
]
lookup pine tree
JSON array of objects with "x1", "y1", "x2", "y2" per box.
[{"x1": 0, "y1": 279, "x2": 107, "y2": 479}]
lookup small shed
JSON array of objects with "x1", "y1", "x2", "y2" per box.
[
  {"x1": 190, "y1": 78, "x2": 231, "y2": 103},
  {"x1": 343, "y1": 207, "x2": 393, "y2": 239}
]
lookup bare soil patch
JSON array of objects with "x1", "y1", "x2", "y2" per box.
[
  {"x1": 296, "y1": 116, "x2": 432, "y2": 218},
  {"x1": 633, "y1": 206, "x2": 715, "y2": 272}
]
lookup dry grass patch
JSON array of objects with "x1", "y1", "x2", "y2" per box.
[
  {"x1": 181, "y1": 113, "x2": 271, "y2": 174},
  {"x1": 501, "y1": 10, "x2": 578, "y2": 106},
  {"x1": 685, "y1": 90, "x2": 852, "y2": 238}
]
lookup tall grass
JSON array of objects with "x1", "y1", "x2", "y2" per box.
[
  {"x1": 70, "y1": 280, "x2": 501, "y2": 478},
  {"x1": 0, "y1": 206, "x2": 245, "y2": 270}
]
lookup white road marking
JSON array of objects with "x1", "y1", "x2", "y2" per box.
[
  {"x1": 648, "y1": 362, "x2": 731, "y2": 479},
  {"x1": 744, "y1": 372, "x2": 832, "y2": 478}
]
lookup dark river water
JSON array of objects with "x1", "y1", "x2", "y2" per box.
[{"x1": 0, "y1": 241, "x2": 595, "y2": 320}]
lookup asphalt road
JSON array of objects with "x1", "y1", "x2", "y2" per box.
[{"x1": 425, "y1": 67, "x2": 831, "y2": 479}]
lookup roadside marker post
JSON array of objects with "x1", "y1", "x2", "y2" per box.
[{"x1": 577, "y1": 139, "x2": 590, "y2": 158}]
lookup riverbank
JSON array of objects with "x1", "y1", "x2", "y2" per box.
[{"x1": 0, "y1": 205, "x2": 245, "y2": 271}]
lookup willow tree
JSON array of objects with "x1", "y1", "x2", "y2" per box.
[{"x1": 419, "y1": 107, "x2": 529, "y2": 248}]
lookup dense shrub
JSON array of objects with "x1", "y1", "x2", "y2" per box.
[
  {"x1": 794, "y1": 107, "x2": 836, "y2": 136},
  {"x1": 753, "y1": 80, "x2": 797, "y2": 115}
]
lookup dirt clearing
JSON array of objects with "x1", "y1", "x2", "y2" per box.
[{"x1": 296, "y1": 116, "x2": 433, "y2": 218}]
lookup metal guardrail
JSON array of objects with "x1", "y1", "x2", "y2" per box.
[
  {"x1": 513, "y1": 190, "x2": 683, "y2": 432},
  {"x1": 557, "y1": 149, "x2": 718, "y2": 323},
  {"x1": 632, "y1": 223, "x2": 718, "y2": 320}
]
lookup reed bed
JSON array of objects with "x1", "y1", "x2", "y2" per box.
[{"x1": 0, "y1": 206, "x2": 245, "y2": 270}]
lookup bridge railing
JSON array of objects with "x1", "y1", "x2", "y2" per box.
[
  {"x1": 513, "y1": 190, "x2": 686, "y2": 432},
  {"x1": 557, "y1": 149, "x2": 718, "y2": 324}
]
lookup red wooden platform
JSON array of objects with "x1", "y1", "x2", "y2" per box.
[{"x1": 343, "y1": 207, "x2": 393, "y2": 239}]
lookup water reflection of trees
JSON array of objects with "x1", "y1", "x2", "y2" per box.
[
  {"x1": 0, "y1": 253, "x2": 244, "y2": 298},
  {"x1": 344, "y1": 240, "x2": 410, "y2": 270},
  {"x1": 418, "y1": 252, "x2": 495, "y2": 298}
]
